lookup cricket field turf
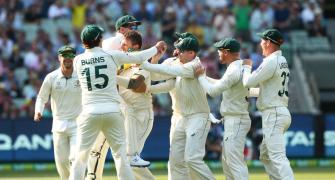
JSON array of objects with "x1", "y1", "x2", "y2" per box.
[{"x1": 0, "y1": 167, "x2": 334, "y2": 180}]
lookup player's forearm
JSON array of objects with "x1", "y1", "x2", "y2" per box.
[
  {"x1": 206, "y1": 76, "x2": 219, "y2": 84},
  {"x1": 150, "y1": 71, "x2": 173, "y2": 81},
  {"x1": 198, "y1": 76, "x2": 221, "y2": 97},
  {"x1": 35, "y1": 97, "x2": 46, "y2": 114},
  {"x1": 149, "y1": 79, "x2": 175, "y2": 94},
  {"x1": 35, "y1": 80, "x2": 51, "y2": 113},
  {"x1": 119, "y1": 46, "x2": 157, "y2": 64},
  {"x1": 142, "y1": 63, "x2": 193, "y2": 78},
  {"x1": 242, "y1": 65, "x2": 258, "y2": 88},
  {"x1": 243, "y1": 63, "x2": 275, "y2": 88}
]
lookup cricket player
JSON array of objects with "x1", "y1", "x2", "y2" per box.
[
  {"x1": 242, "y1": 29, "x2": 294, "y2": 180},
  {"x1": 86, "y1": 15, "x2": 146, "y2": 180},
  {"x1": 102, "y1": 15, "x2": 141, "y2": 51},
  {"x1": 34, "y1": 45, "x2": 81, "y2": 180},
  {"x1": 194, "y1": 38, "x2": 251, "y2": 180},
  {"x1": 116, "y1": 30, "x2": 156, "y2": 180},
  {"x1": 69, "y1": 24, "x2": 166, "y2": 180},
  {"x1": 141, "y1": 34, "x2": 215, "y2": 180}
]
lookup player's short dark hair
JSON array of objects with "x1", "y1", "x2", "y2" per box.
[
  {"x1": 82, "y1": 34, "x2": 102, "y2": 49},
  {"x1": 124, "y1": 31, "x2": 142, "y2": 49}
]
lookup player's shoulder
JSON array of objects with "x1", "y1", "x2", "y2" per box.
[
  {"x1": 45, "y1": 69, "x2": 60, "y2": 81},
  {"x1": 162, "y1": 57, "x2": 178, "y2": 64},
  {"x1": 102, "y1": 35, "x2": 122, "y2": 50},
  {"x1": 74, "y1": 52, "x2": 86, "y2": 62},
  {"x1": 102, "y1": 36, "x2": 116, "y2": 43},
  {"x1": 231, "y1": 60, "x2": 243, "y2": 69}
]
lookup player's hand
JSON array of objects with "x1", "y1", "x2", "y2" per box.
[
  {"x1": 193, "y1": 63, "x2": 206, "y2": 77},
  {"x1": 173, "y1": 49, "x2": 180, "y2": 57},
  {"x1": 151, "y1": 48, "x2": 165, "y2": 64},
  {"x1": 34, "y1": 112, "x2": 42, "y2": 122},
  {"x1": 155, "y1": 41, "x2": 167, "y2": 54},
  {"x1": 243, "y1": 59, "x2": 253, "y2": 66}
]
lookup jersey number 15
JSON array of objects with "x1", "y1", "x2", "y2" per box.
[{"x1": 82, "y1": 65, "x2": 109, "y2": 91}]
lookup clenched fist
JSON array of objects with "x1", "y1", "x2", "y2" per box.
[{"x1": 155, "y1": 41, "x2": 167, "y2": 54}]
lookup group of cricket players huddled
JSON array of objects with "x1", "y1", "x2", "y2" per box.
[{"x1": 34, "y1": 14, "x2": 294, "y2": 180}]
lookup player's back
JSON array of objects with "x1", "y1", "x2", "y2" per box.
[
  {"x1": 74, "y1": 47, "x2": 121, "y2": 114},
  {"x1": 257, "y1": 50, "x2": 289, "y2": 110}
]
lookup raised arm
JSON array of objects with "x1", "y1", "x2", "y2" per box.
[
  {"x1": 198, "y1": 70, "x2": 239, "y2": 97},
  {"x1": 242, "y1": 59, "x2": 276, "y2": 88},
  {"x1": 34, "y1": 75, "x2": 52, "y2": 121},
  {"x1": 150, "y1": 57, "x2": 177, "y2": 81},
  {"x1": 141, "y1": 58, "x2": 197, "y2": 78},
  {"x1": 194, "y1": 62, "x2": 239, "y2": 97},
  {"x1": 110, "y1": 41, "x2": 167, "y2": 66}
]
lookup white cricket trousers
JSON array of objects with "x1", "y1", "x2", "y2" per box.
[
  {"x1": 168, "y1": 113, "x2": 215, "y2": 180},
  {"x1": 221, "y1": 114, "x2": 251, "y2": 180},
  {"x1": 86, "y1": 106, "x2": 155, "y2": 180},
  {"x1": 69, "y1": 112, "x2": 135, "y2": 180},
  {"x1": 124, "y1": 106, "x2": 155, "y2": 180},
  {"x1": 53, "y1": 126, "x2": 77, "y2": 180},
  {"x1": 260, "y1": 107, "x2": 294, "y2": 180}
]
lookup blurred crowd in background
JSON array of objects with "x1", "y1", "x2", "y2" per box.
[{"x1": 0, "y1": 0, "x2": 328, "y2": 160}]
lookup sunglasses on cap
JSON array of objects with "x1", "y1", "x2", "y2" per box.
[
  {"x1": 174, "y1": 38, "x2": 183, "y2": 46},
  {"x1": 123, "y1": 23, "x2": 139, "y2": 30},
  {"x1": 218, "y1": 48, "x2": 231, "y2": 51}
]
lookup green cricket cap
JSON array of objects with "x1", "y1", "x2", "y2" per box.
[
  {"x1": 80, "y1": 24, "x2": 104, "y2": 42},
  {"x1": 214, "y1": 38, "x2": 241, "y2": 53},
  {"x1": 257, "y1": 29, "x2": 284, "y2": 46},
  {"x1": 174, "y1": 37, "x2": 199, "y2": 52},
  {"x1": 175, "y1": 32, "x2": 197, "y2": 40},
  {"x1": 57, "y1": 45, "x2": 76, "y2": 58},
  {"x1": 115, "y1": 15, "x2": 141, "y2": 30}
]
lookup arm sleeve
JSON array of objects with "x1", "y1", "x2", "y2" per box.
[
  {"x1": 150, "y1": 58, "x2": 176, "y2": 81},
  {"x1": 35, "y1": 75, "x2": 52, "y2": 113},
  {"x1": 150, "y1": 72, "x2": 174, "y2": 81},
  {"x1": 242, "y1": 59, "x2": 277, "y2": 88},
  {"x1": 198, "y1": 70, "x2": 239, "y2": 97},
  {"x1": 136, "y1": 69, "x2": 150, "y2": 80},
  {"x1": 141, "y1": 61, "x2": 194, "y2": 78},
  {"x1": 110, "y1": 46, "x2": 157, "y2": 66},
  {"x1": 116, "y1": 76, "x2": 130, "y2": 88},
  {"x1": 206, "y1": 76, "x2": 220, "y2": 84},
  {"x1": 149, "y1": 79, "x2": 176, "y2": 94}
]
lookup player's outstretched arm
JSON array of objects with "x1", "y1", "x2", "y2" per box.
[
  {"x1": 149, "y1": 79, "x2": 176, "y2": 94},
  {"x1": 194, "y1": 62, "x2": 239, "y2": 97},
  {"x1": 141, "y1": 57, "x2": 199, "y2": 78},
  {"x1": 112, "y1": 41, "x2": 167, "y2": 65}
]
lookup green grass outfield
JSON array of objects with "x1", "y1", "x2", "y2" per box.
[{"x1": 0, "y1": 167, "x2": 334, "y2": 180}]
